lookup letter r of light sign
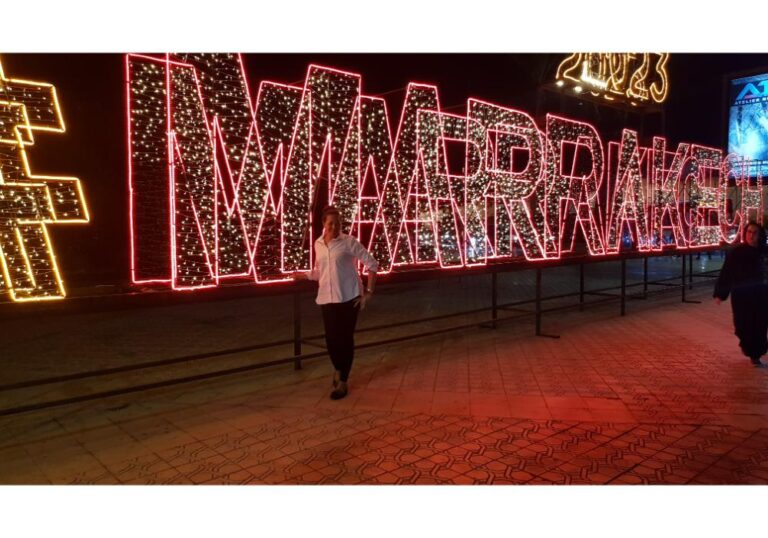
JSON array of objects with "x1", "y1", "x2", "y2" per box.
[{"x1": 126, "y1": 53, "x2": 756, "y2": 293}]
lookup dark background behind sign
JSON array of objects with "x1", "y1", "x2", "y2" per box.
[{"x1": 2, "y1": 53, "x2": 767, "y2": 294}]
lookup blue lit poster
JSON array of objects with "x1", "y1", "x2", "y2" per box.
[{"x1": 728, "y1": 72, "x2": 768, "y2": 177}]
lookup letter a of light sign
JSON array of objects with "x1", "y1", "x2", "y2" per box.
[
  {"x1": 127, "y1": 53, "x2": 759, "y2": 291},
  {"x1": 0, "y1": 58, "x2": 90, "y2": 302}
]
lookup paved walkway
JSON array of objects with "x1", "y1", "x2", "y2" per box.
[{"x1": 2, "y1": 259, "x2": 767, "y2": 485}]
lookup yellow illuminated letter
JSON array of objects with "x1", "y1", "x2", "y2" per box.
[{"x1": 0, "y1": 58, "x2": 89, "y2": 302}]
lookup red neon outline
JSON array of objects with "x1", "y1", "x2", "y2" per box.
[
  {"x1": 724, "y1": 154, "x2": 763, "y2": 243},
  {"x1": 686, "y1": 144, "x2": 724, "y2": 249},
  {"x1": 388, "y1": 83, "x2": 440, "y2": 269},
  {"x1": 605, "y1": 130, "x2": 651, "y2": 254},
  {"x1": 544, "y1": 114, "x2": 606, "y2": 259},
  {"x1": 361, "y1": 96, "x2": 395, "y2": 273},
  {"x1": 650, "y1": 137, "x2": 689, "y2": 250},
  {"x1": 467, "y1": 98, "x2": 549, "y2": 262},
  {"x1": 127, "y1": 54, "x2": 172, "y2": 285}
]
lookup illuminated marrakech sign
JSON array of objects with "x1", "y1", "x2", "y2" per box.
[
  {"x1": 556, "y1": 53, "x2": 669, "y2": 105},
  {"x1": 0, "y1": 59, "x2": 89, "y2": 302},
  {"x1": 127, "y1": 53, "x2": 758, "y2": 291}
]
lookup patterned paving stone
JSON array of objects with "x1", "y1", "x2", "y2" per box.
[
  {"x1": 157, "y1": 442, "x2": 221, "y2": 468},
  {"x1": 67, "y1": 467, "x2": 119, "y2": 485},
  {"x1": 6, "y1": 269, "x2": 768, "y2": 485}
]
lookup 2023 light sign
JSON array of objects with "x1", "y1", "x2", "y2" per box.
[
  {"x1": 127, "y1": 53, "x2": 762, "y2": 291},
  {"x1": 556, "y1": 53, "x2": 670, "y2": 105}
]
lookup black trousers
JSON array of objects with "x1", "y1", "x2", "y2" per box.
[{"x1": 320, "y1": 297, "x2": 360, "y2": 382}]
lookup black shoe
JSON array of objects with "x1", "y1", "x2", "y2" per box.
[
  {"x1": 750, "y1": 357, "x2": 763, "y2": 366},
  {"x1": 330, "y1": 381, "x2": 348, "y2": 400}
]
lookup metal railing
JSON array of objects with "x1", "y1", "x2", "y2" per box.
[{"x1": 0, "y1": 251, "x2": 722, "y2": 417}]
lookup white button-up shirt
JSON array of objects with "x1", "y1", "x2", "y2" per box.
[{"x1": 307, "y1": 233, "x2": 379, "y2": 305}]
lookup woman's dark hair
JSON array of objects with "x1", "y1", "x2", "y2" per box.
[
  {"x1": 321, "y1": 205, "x2": 340, "y2": 223},
  {"x1": 742, "y1": 221, "x2": 767, "y2": 251}
]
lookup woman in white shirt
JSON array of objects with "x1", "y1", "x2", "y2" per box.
[{"x1": 293, "y1": 206, "x2": 379, "y2": 399}]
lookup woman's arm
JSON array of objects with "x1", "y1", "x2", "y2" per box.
[
  {"x1": 349, "y1": 237, "x2": 379, "y2": 310},
  {"x1": 365, "y1": 270, "x2": 377, "y2": 295},
  {"x1": 356, "y1": 269, "x2": 377, "y2": 310},
  {"x1": 348, "y1": 237, "x2": 380, "y2": 274}
]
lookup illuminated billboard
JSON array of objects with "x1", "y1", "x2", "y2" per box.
[{"x1": 728, "y1": 72, "x2": 768, "y2": 178}]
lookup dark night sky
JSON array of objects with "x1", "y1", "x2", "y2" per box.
[{"x1": 3, "y1": 53, "x2": 768, "y2": 289}]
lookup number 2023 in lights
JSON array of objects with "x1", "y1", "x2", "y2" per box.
[
  {"x1": 0, "y1": 58, "x2": 89, "y2": 302},
  {"x1": 127, "y1": 53, "x2": 762, "y2": 291}
]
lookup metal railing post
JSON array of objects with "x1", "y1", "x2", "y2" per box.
[
  {"x1": 688, "y1": 253, "x2": 694, "y2": 290},
  {"x1": 293, "y1": 290, "x2": 302, "y2": 370},
  {"x1": 681, "y1": 254, "x2": 687, "y2": 302},
  {"x1": 620, "y1": 258, "x2": 627, "y2": 316},
  {"x1": 643, "y1": 257, "x2": 648, "y2": 298},
  {"x1": 491, "y1": 271, "x2": 498, "y2": 329},
  {"x1": 535, "y1": 268, "x2": 542, "y2": 335}
]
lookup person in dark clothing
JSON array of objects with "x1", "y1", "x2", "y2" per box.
[{"x1": 713, "y1": 221, "x2": 768, "y2": 366}]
